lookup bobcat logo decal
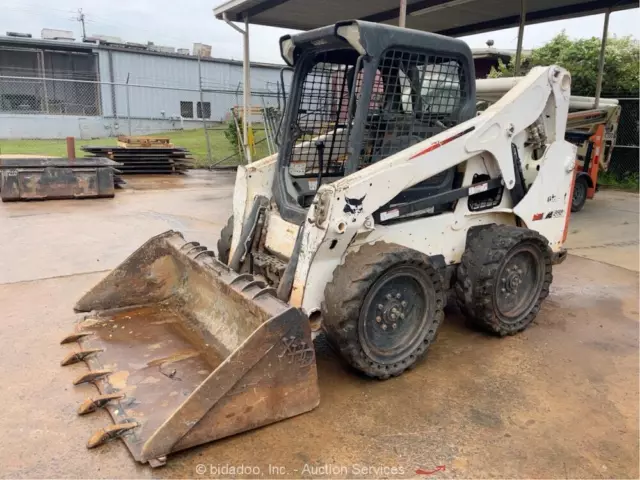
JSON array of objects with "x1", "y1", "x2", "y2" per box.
[{"x1": 343, "y1": 195, "x2": 366, "y2": 215}]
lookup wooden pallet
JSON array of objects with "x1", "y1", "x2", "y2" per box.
[
  {"x1": 116, "y1": 136, "x2": 174, "y2": 148},
  {"x1": 231, "y1": 105, "x2": 264, "y2": 119}
]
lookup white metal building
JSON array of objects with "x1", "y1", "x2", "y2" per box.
[{"x1": 0, "y1": 34, "x2": 289, "y2": 139}]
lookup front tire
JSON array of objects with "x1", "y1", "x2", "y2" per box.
[
  {"x1": 455, "y1": 225, "x2": 552, "y2": 336},
  {"x1": 571, "y1": 176, "x2": 588, "y2": 212},
  {"x1": 322, "y1": 243, "x2": 445, "y2": 379},
  {"x1": 217, "y1": 215, "x2": 234, "y2": 265}
]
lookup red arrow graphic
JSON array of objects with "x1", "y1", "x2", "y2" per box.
[{"x1": 415, "y1": 465, "x2": 446, "y2": 475}]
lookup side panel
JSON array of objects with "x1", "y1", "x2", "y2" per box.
[
  {"x1": 264, "y1": 211, "x2": 300, "y2": 259},
  {"x1": 229, "y1": 154, "x2": 277, "y2": 261},
  {"x1": 513, "y1": 140, "x2": 577, "y2": 251}
]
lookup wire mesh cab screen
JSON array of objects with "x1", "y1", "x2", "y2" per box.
[
  {"x1": 286, "y1": 46, "x2": 468, "y2": 207},
  {"x1": 359, "y1": 49, "x2": 467, "y2": 168},
  {"x1": 287, "y1": 50, "x2": 359, "y2": 179}
]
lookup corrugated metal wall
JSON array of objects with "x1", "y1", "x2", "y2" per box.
[{"x1": 97, "y1": 49, "x2": 288, "y2": 122}]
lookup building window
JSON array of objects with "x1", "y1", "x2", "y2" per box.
[
  {"x1": 180, "y1": 101, "x2": 194, "y2": 118},
  {"x1": 197, "y1": 101, "x2": 211, "y2": 119}
]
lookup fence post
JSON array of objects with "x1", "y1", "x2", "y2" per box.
[
  {"x1": 66, "y1": 137, "x2": 76, "y2": 160},
  {"x1": 39, "y1": 50, "x2": 49, "y2": 114},
  {"x1": 198, "y1": 54, "x2": 213, "y2": 165},
  {"x1": 594, "y1": 9, "x2": 611, "y2": 109},
  {"x1": 125, "y1": 72, "x2": 132, "y2": 135}
]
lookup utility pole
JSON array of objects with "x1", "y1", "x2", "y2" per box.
[{"x1": 76, "y1": 9, "x2": 87, "y2": 41}]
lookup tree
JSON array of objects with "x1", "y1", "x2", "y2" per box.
[{"x1": 488, "y1": 32, "x2": 639, "y2": 96}]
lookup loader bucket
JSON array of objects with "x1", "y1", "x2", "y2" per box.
[{"x1": 61, "y1": 230, "x2": 319, "y2": 467}]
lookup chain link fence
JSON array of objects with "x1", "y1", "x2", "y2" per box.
[
  {"x1": 0, "y1": 73, "x2": 285, "y2": 167},
  {"x1": 605, "y1": 95, "x2": 639, "y2": 181},
  {"x1": 0, "y1": 75, "x2": 101, "y2": 115}
]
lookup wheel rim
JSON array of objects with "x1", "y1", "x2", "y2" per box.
[
  {"x1": 359, "y1": 265, "x2": 433, "y2": 365},
  {"x1": 573, "y1": 180, "x2": 586, "y2": 205},
  {"x1": 494, "y1": 244, "x2": 544, "y2": 323}
]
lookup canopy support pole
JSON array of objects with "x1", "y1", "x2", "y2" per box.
[
  {"x1": 514, "y1": 0, "x2": 526, "y2": 76},
  {"x1": 594, "y1": 9, "x2": 611, "y2": 108},
  {"x1": 399, "y1": 0, "x2": 407, "y2": 27},
  {"x1": 243, "y1": 16, "x2": 252, "y2": 162},
  {"x1": 223, "y1": 13, "x2": 252, "y2": 162}
]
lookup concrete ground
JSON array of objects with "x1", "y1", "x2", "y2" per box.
[
  {"x1": 0, "y1": 173, "x2": 637, "y2": 479},
  {"x1": 564, "y1": 189, "x2": 639, "y2": 272}
]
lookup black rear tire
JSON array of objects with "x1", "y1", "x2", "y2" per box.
[
  {"x1": 322, "y1": 242, "x2": 445, "y2": 379},
  {"x1": 571, "y1": 176, "x2": 588, "y2": 212},
  {"x1": 455, "y1": 224, "x2": 552, "y2": 336},
  {"x1": 217, "y1": 215, "x2": 234, "y2": 265}
]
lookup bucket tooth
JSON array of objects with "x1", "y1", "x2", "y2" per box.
[
  {"x1": 178, "y1": 241, "x2": 200, "y2": 252},
  {"x1": 253, "y1": 287, "x2": 277, "y2": 299},
  {"x1": 193, "y1": 250, "x2": 215, "y2": 260},
  {"x1": 73, "y1": 369, "x2": 112, "y2": 385},
  {"x1": 87, "y1": 422, "x2": 138, "y2": 449},
  {"x1": 60, "y1": 332, "x2": 92, "y2": 344},
  {"x1": 78, "y1": 393, "x2": 125, "y2": 415},
  {"x1": 185, "y1": 245, "x2": 208, "y2": 256},
  {"x1": 241, "y1": 280, "x2": 267, "y2": 292},
  {"x1": 148, "y1": 457, "x2": 167, "y2": 468},
  {"x1": 61, "y1": 349, "x2": 103, "y2": 366}
]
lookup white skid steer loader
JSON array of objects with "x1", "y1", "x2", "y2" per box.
[{"x1": 61, "y1": 21, "x2": 575, "y2": 467}]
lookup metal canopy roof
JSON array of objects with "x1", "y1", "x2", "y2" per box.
[{"x1": 214, "y1": 0, "x2": 638, "y2": 36}]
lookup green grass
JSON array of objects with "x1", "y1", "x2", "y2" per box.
[
  {"x1": 598, "y1": 171, "x2": 640, "y2": 191},
  {"x1": 0, "y1": 127, "x2": 272, "y2": 168}
]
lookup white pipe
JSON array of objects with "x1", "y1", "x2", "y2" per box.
[
  {"x1": 570, "y1": 96, "x2": 618, "y2": 110},
  {"x1": 399, "y1": 0, "x2": 407, "y2": 28},
  {"x1": 594, "y1": 9, "x2": 611, "y2": 108},
  {"x1": 475, "y1": 77, "x2": 520, "y2": 96},
  {"x1": 514, "y1": 0, "x2": 526, "y2": 75},
  {"x1": 476, "y1": 77, "x2": 619, "y2": 109}
]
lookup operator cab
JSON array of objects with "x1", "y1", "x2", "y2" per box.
[{"x1": 274, "y1": 21, "x2": 476, "y2": 225}]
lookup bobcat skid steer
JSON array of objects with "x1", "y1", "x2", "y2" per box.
[{"x1": 61, "y1": 21, "x2": 575, "y2": 467}]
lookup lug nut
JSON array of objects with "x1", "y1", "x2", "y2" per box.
[
  {"x1": 386, "y1": 294, "x2": 392, "y2": 300},
  {"x1": 501, "y1": 288, "x2": 506, "y2": 293},
  {"x1": 401, "y1": 301, "x2": 407, "y2": 307},
  {"x1": 378, "y1": 304, "x2": 384, "y2": 310},
  {"x1": 399, "y1": 313, "x2": 404, "y2": 319},
  {"x1": 390, "y1": 313, "x2": 396, "y2": 320},
  {"x1": 382, "y1": 324, "x2": 388, "y2": 330},
  {"x1": 376, "y1": 316, "x2": 382, "y2": 323},
  {"x1": 396, "y1": 293, "x2": 401, "y2": 299},
  {"x1": 392, "y1": 323, "x2": 397, "y2": 329}
]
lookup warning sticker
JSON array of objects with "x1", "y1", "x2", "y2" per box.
[
  {"x1": 380, "y1": 209, "x2": 400, "y2": 221},
  {"x1": 469, "y1": 182, "x2": 489, "y2": 195}
]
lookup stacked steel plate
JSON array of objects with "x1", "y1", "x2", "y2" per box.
[{"x1": 82, "y1": 146, "x2": 194, "y2": 174}]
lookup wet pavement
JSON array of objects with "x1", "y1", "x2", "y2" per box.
[
  {"x1": 0, "y1": 173, "x2": 638, "y2": 478},
  {"x1": 564, "y1": 189, "x2": 639, "y2": 272}
]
